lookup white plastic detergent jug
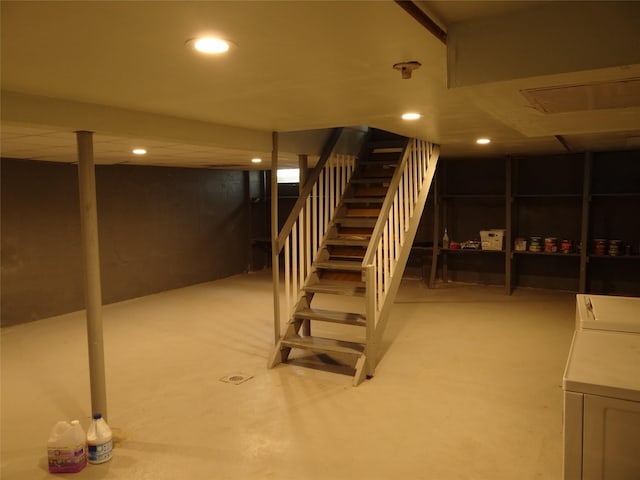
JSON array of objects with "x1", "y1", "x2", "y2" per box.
[
  {"x1": 47, "y1": 420, "x2": 87, "y2": 473},
  {"x1": 87, "y1": 413, "x2": 113, "y2": 464}
]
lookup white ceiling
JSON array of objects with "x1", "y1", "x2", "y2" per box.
[{"x1": 1, "y1": 1, "x2": 639, "y2": 168}]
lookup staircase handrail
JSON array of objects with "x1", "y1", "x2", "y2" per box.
[
  {"x1": 361, "y1": 139, "x2": 411, "y2": 267},
  {"x1": 275, "y1": 127, "x2": 343, "y2": 253},
  {"x1": 361, "y1": 139, "x2": 439, "y2": 378}
]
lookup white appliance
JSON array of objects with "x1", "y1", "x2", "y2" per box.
[
  {"x1": 575, "y1": 294, "x2": 640, "y2": 333},
  {"x1": 563, "y1": 296, "x2": 640, "y2": 480}
]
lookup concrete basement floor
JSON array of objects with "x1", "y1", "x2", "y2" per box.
[{"x1": 1, "y1": 271, "x2": 576, "y2": 480}]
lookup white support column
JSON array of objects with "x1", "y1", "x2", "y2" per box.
[{"x1": 75, "y1": 130, "x2": 108, "y2": 421}]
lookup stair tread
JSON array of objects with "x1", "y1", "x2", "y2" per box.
[
  {"x1": 305, "y1": 280, "x2": 366, "y2": 296},
  {"x1": 358, "y1": 160, "x2": 399, "y2": 167},
  {"x1": 326, "y1": 238, "x2": 369, "y2": 246},
  {"x1": 295, "y1": 308, "x2": 366, "y2": 326},
  {"x1": 350, "y1": 178, "x2": 390, "y2": 184},
  {"x1": 344, "y1": 197, "x2": 384, "y2": 204},
  {"x1": 315, "y1": 260, "x2": 362, "y2": 271},
  {"x1": 367, "y1": 139, "x2": 407, "y2": 149},
  {"x1": 281, "y1": 335, "x2": 365, "y2": 355},
  {"x1": 345, "y1": 208, "x2": 380, "y2": 217},
  {"x1": 335, "y1": 217, "x2": 377, "y2": 227}
]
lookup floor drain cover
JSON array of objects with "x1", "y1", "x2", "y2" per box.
[{"x1": 220, "y1": 373, "x2": 253, "y2": 385}]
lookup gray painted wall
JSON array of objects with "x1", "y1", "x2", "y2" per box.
[{"x1": 1, "y1": 158, "x2": 249, "y2": 326}]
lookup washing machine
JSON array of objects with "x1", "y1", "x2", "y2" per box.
[
  {"x1": 563, "y1": 296, "x2": 640, "y2": 480},
  {"x1": 575, "y1": 294, "x2": 640, "y2": 333}
]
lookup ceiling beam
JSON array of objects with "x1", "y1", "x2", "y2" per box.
[{"x1": 395, "y1": 1, "x2": 447, "y2": 45}]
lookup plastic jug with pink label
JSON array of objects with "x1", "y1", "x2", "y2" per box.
[{"x1": 47, "y1": 420, "x2": 87, "y2": 473}]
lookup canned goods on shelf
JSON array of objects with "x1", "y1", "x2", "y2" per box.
[
  {"x1": 544, "y1": 237, "x2": 558, "y2": 253},
  {"x1": 608, "y1": 239, "x2": 622, "y2": 256},
  {"x1": 560, "y1": 239, "x2": 573, "y2": 254},
  {"x1": 529, "y1": 236, "x2": 542, "y2": 252},
  {"x1": 592, "y1": 239, "x2": 607, "y2": 256}
]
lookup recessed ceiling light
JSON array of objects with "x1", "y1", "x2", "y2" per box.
[
  {"x1": 188, "y1": 36, "x2": 231, "y2": 54},
  {"x1": 251, "y1": 158, "x2": 262, "y2": 164},
  {"x1": 132, "y1": 148, "x2": 147, "y2": 155},
  {"x1": 402, "y1": 113, "x2": 421, "y2": 120},
  {"x1": 476, "y1": 138, "x2": 491, "y2": 145}
]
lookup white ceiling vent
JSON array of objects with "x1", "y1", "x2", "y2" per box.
[{"x1": 521, "y1": 77, "x2": 640, "y2": 114}]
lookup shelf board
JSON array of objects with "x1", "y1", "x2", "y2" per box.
[
  {"x1": 514, "y1": 193, "x2": 582, "y2": 198},
  {"x1": 588, "y1": 254, "x2": 640, "y2": 260},
  {"x1": 442, "y1": 194, "x2": 505, "y2": 199},
  {"x1": 411, "y1": 246, "x2": 434, "y2": 252},
  {"x1": 514, "y1": 251, "x2": 580, "y2": 257},
  {"x1": 441, "y1": 248, "x2": 504, "y2": 254},
  {"x1": 590, "y1": 193, "x2": 640, "y2": 198}
]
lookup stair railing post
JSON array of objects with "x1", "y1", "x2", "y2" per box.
[
  {"x1": 271, "y1": 131, "x2": 281, "y2": 344},
  {"x1": 364, "y1": 263, "x2": 377, "y2": 376},
  {"x1": 299, "y1": 155, "x2": 311, "y2": 336}
]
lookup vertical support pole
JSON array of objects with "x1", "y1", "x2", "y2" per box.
[
  {"x1": 429, "y1": 171, "x2": 439, "y2": 288},
  {"x1": 505, "y1": 156, "x2": 513, "y2": 295},
  {"x1": 271, "y1": 132, "x2": 281, "y2": 343},
  {"x1": 244, "y1": 170, "x2": 252, "y2": 272},
  {"x1": 298, "y1": 154, "x2": 311, "y2": 337},
  {"x1": 579, "y1": 152, "x2": 592, "y2": 293},
  {"x1": 75, "y1": 131, "x2": 108, "y2": 420},
  {"x1": 441, "y1": 161, "x2": 449, "y2": 283}
]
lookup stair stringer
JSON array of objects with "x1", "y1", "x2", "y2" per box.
[
  {"x1": 360, "y1": 143, "x2": 440, "y2": 381},
  {"x1": 374, "y1": 147, "x2": 439, "y2": 356}
]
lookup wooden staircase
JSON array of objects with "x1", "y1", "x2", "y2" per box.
[{"x1": 269, "y1": 129, "x2": 439, "y2": 385}]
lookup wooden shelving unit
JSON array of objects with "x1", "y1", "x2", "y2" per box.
[{"x1": 428, "y1": 150, "x2": 640, "y2": 296}]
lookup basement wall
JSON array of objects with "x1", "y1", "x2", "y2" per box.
[{"x1": 1, "y1": 158, "x2": 249, "y2": 326}]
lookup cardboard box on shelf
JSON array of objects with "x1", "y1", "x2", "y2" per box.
[{"x1": 480, "y1": 229, "x2": 505, "y2": 251}]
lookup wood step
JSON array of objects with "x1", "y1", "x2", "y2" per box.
[
  {"x1": 305, "y1": 279, "x2": 365, "y2": 296},
  {"x1": 350, "y1": 178, "x2": 391, "y2": 185},
  {"x1": 315, "y1": 260, "x2": 362, "y2": 271},
  {"x1": 364, "y1": 152, "x2": 404, "y2": 163},
  {"x1": 281, "y1": 335, "x2": 365, "y2": 356},
  {"x1": 358, "y1": 159, "x2": 400, "y2": 167},
  {"x1": 345, "y1": 208, "x2": 380, "y2": 217},
  {"x1": 336, "y1": 227, "x2": 373, "y2": 239},
  {"x1": 328, "y1": 245, "x2": 366, "y2": 259},
  {"x1": 343, "y1": 197, "x2": 384, "y2": 204},
  {"x1": 358, "y1": 165, "x2": 396, "y2": 177},
  {"x1": 295, "y1": 308, "x2": 366, "y2": 327},
  {"x1": 353, "y1": 186, "x2": 388, "y2": 197},
  {"x1": 366, "y1": 139, "x2": 407, "y2": 149},
  {"x1": 335, "y1": 217, "x2": 377, "y2": 228},
  {"x1": 321, "y1": 271, "x2": 361, "y2": 282},
  {"x1": 326, "y1": 238, "x2": 369, "y2": 247}
]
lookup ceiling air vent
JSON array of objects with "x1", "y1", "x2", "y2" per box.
[{"x1": 521, "y1": 77, "x2": 640, "y2": 114}]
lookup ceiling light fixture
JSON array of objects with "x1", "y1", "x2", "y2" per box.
[
  {"x1": 188, "y1": 36, "x2": 231, "y2": 54},
  {"x1": 132, "y1": 148, "x2": 147, "y2": 155},
  {"x1": 251, "y1": 158, "x2": 262, "y2": 164},
  {"x1": 402, "y1": 113, "x2": 421, "y2": 120},
  {"x1": 476, "y1": 138, "x2": 491, "y2": 145},
  {"x1": 393, "y1": 61, "x2": 422, "y2": 79}
]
